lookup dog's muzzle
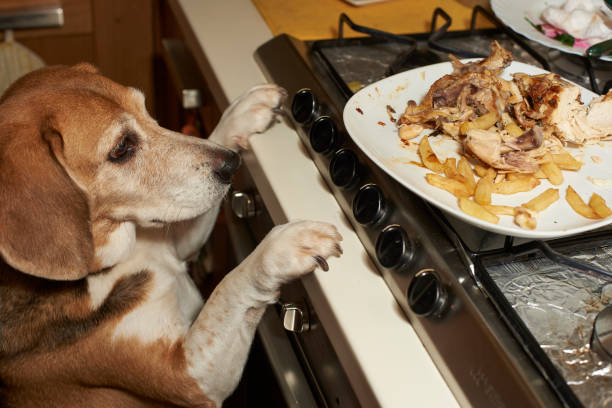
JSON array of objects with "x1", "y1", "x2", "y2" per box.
[{"x1": 213, "y1": 148, "x2": 241, "y2": 184}]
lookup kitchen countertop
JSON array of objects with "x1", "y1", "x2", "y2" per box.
[
  {"x1": 251, "y1": 0, "x2": 490, "y2": 40},
  {"x1": 172, "y1": 1, "x2": 460, "y2": 406}
]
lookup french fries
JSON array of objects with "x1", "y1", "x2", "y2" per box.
[
  {"x1": 441, "y1": 122, "x2": 460, "y2": 138},
  {"x1": 413, "y1": 133, "x2": 610, "y2": 230},
  {"x1": 493, "y1": 173, "x2": 506, "y2": 184},
  {"x1": 444, "y1": 158, "x2": 475, "y2": 195},
  {"x1": 552, "y1": 152, "x2": 583, "y2": 171},
  {"x1": 589, "y1": 193, "x2": 612, "y2": 218},
  {"x1": 501, "y1": 113, "x2": 523, "y2": 137},
  {"x1": 514, "y1": 207, "x2": 537, "y2": 230},
  {"x1": 533, "y1": 168, "x2": 547, "y2": 179},
  {"x1": 458, "y1": 198, "x2": 499, "y2": 224},
  {"x1": 426, "y1": 173, "x2": 472, "y2": 198},
  {"x1": 418, "y1": 135, "x2": 445, "y2": 173},
  {"x1": 457, "y1": 156, "x2": 476, "y2": 193},
  {"x1": 473, "y1": 163, "x2": 488, "y2": 178},
  {"x1": 483, "y1": 204, "x2": 516, "y2": 216},
  {"x1": 566, "y1": 186, "x2": 599, "y2": 219},
  {"x1": 484, "y1": 168, "x2": 497, "y2": 181},
  {"x1": 504, "y1": 122, "x2": 523, "y2": 137},
  {"x1": 494, "y1": 176, "x2": 540, "y2": 194},
  {"x1": 540, "y1": 153, "x2": 563, "y2": 186},
  {"x1": 473, "y1": 163, "x2": 496, "y2": 180},
  {"x1": 443, "y1": 158, "x2": 461, "y2": 180},
  {"x1": 459, "y1": 111, "x2": 498, "y2": 135},
  {"x1": 505, "y1": 173, "x2": 525, "y2": 181},
  {"x1": 474, "y1": 177, "x2": 493, "y2": 205},
  {"x1": 521, "y1": 188, "x2": 559, "y2": 212}
]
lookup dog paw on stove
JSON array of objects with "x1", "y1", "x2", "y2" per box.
[{"x1": 210, "y1": 84, "x2": 288, "y2": 151}]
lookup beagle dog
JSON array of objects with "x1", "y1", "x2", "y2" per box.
[{"x1": 0, "y1": 63, "x2": 343, "y2": 407}]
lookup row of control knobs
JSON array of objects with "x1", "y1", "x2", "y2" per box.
[
  {"x1": 229, "y1": 89, "x2": 449, "y2": 332},
  {"x1": 290, "y1": 88, "x2": 448, "y2": 320}
]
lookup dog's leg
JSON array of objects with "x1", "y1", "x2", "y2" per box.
[
  {"x1": 170, "y1": 84, "x2": 287, "y2": 260},
  {"x1": 208, "y1": 84, "x2": 287, "y2": 151},
  {"x1": 182, "y1": 220, "x2": 342, "y2": 405}
]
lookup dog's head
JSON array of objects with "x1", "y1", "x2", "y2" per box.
[{"x1": 0, "y1": 63, "x2": 239, "y2": 280}]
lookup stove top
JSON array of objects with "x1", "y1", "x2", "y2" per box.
[{"x1": 255, "y1": 7, "x2": 612, "y2": 408}]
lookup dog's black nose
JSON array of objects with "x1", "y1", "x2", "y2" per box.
[{"x1": 213, "y1": 149, "x2": 241, "y2": 184}]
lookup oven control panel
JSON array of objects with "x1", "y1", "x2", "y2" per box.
[{"x1": 290, "y1": 87, "x2": 435, "y2": 286}]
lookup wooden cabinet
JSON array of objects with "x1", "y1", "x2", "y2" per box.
[
  {"x1": 1, "y1": 0, "x2": 221, "y2": 131},
  {"x1": 153, "y1": 0, "x2": 221, "y2": 133},
  {"x1": 3, "y1": 0, "x2": 156, "y2": 112}
]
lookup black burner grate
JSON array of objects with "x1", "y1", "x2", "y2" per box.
[{"x1": 311, "y1": 7, "x2": 612, "y2": 99}]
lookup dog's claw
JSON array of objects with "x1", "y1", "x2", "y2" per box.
[
  {"x1": 271, "y1": 107, "x2": 290, "y2": 121},
  {"x1": 313, "y1": 255, "x2": 329, "y2": 272}
]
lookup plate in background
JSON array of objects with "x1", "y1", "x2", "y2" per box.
[{"x1": 491, "y1": 0, "x2": 612, "y2": 61}]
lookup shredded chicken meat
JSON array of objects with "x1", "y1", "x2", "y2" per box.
[{"x1": 398, "y1": 41, "x2": 612, "y2": 172}]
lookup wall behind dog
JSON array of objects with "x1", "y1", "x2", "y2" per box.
[{"x1": 0, "y1": 0, "x2": 156, "y2": 112}]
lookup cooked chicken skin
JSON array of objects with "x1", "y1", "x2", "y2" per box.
[
  {"x1": 514, "y1": 72, "x2": 612, "y2": 144},
  {"x1": 449, "y1": 41, "x2": 512, "y2": 76},
  {"x1": 465, "y1": 128, "x2": 542, "y2": 173}
]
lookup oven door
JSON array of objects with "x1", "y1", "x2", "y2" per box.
[{"x1": 226, "y1": 163, "x2": 360, "y2": 408}]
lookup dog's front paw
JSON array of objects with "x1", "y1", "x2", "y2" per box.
[
  {"x1": 259, "y1": 220, "x2": 343, "y2": 286},
  {"x1": 211, "y1": 84, "x2": 288, "y2": 150}
]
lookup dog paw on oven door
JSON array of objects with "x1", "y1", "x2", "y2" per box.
[
  {"x1": 256, "y1": 220, "x2": 344, "y2": 289},
  {"x1": 208, "y1": 84, "x2": 288, "y2": 151}
]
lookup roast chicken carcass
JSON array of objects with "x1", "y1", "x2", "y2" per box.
[{"x1": 398, "y1": 42, "x2": 612, "y2": 172}]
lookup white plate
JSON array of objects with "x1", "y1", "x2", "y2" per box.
[
  {"x1": 491, "y1": 0, "x2": 612, "y2": 62},
  {"x1": 343, "y1": 61, "x2": 612, "y2": 239}
]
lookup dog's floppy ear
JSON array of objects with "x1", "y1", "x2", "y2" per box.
[{"x1": 0, "y1": 122, "x2": 94, "y2": 280}]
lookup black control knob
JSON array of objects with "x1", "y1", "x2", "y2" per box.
[
  {"x1": 407, "y1": 269, "x2": 448, "y2": 317},
  {"x1": 375, "y1": 225, "x2": 413, "y2": 269},
  {"x1": 329, "y1": 149, "x2": 359, "y2": 188},
  {"x1": 352, "y1": 184, "x2": 385, "y2": 225},
  {"x1": 309, "y1": 116, "x2": 337, "y2": 154},
  {"x1": 291, "y1": 89, "x2": 317, "y2": 124}
]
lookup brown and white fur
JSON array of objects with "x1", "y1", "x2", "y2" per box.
[{"x1": 0, "y1": 63, "x2": 343, "y2": 407}]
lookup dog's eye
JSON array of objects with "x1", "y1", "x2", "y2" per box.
[{"x1": 109, "y1": 133, "x2": 138, "y2": 163}]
